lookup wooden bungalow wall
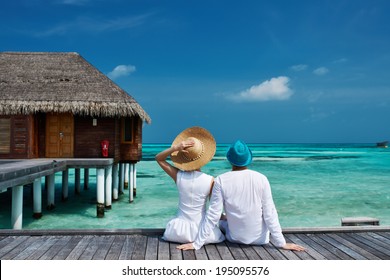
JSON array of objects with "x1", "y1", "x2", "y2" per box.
[
  {"x1": 0, "y1": 114, "x2": 143, "y2": 162},
  {"x1": 74, "y1": 116, "x2": 142, "y2": 162},
  {"x1": 120, "y1": 117, "x2": 143, "y2": 163},
  {"x1": 0, "y1": 115, "x2": 35, "y2": 159},
  {"x1": 37, "y1": 113, "x2": 46, "y2": 158},
  {"x1": 73, "y1": 116, "x2": 118, "y2": 160}
]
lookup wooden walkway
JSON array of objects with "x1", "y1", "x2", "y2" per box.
[{"x1": 1, "y1": 227, "x2": 389, "y2": 260}]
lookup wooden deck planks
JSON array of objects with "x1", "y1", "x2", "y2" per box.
[
  {"x1": 78, "y1": 236, "x2": 100, "y2": 260},
  {"x1": 157, "y1": 238, "x2": 170, "y2": 260},
  {"x1": 17, "y1": 236, "x2": 52, "y2": 260},
  {"x1": 284, "y1": 235, "x2": 315, "y2": 260},
  {"x1": 39, "y1": 235, "x2": 72, "y2": 260},
  {"x1": 66, "y1": 235, "x2": 94, "y2": 260},
  {"x1": 169, "y1": 242, "x2": 183, "y2": 260},
  {"x1": 377, "y1": 231, "x2": 390, "y2": 240},
  {"x1": 289, "y1": 234, "x2": 330, "y2": 260},
  {"x1": 118, "y1": 235, "x2": 137, "y2": 260},
  {"x1": 0, "y1": 236, "x2": 30, "y2": 259},
  {"x1": 239, "y1": 244, "x2": 262, "y2": 260},
  {"x1": 272, "y1": 239, "x2": 301, "y2": 260},
  {"x1": 308, "y1": 234, "x2": 353, "y2": 260},
  {"x1": 317, "y1": 233, "x2": 368, "y2": 260},
  {"x1": 338, "y1": 233, "x2": 390, "y2": 260},
  {"x1": 92, "y1": 235, "x2": 115, "y2": 260},
  {"x1": 204, "y1": 244, "x2": 222, "y2": 260},
  {"x1": 262, "y1": 243, "x2": 287, "y2": 260},
  {"x1": 368, "y1": 232, "x2": 390, "y2": 249},
  {"x1": 26, "y1": 236, "x2": 64, "y2": 260},
  {"x1": 182, "y1": 248, "x2": 196, "y2": 260},
  {"x1": 328, "y1": 233, "x2": 380, "y2": 260},
  {"x1": 131, "y1": 235, "x2": 148, "y2": 260},
  {"x1": 225, "y1": 241, "x2": 247, "y2": 260},
  {"x1": 251, "y1": 244, "x2": 274, "y2": 260},
  {"x1": 194, "y1": 246, "x2": 209, "y2": 260},
  {"x1": 0, "y1": 231, "x2": 389, "y2": 260},
  {"x1": 53, "y1": 235, "x2": 83, "y2": 260},
  {"x1": 215, "y1": 241, "x2": 234, "y2": 260},
  {"x1": 145, "y1": 236, "x2": 159, "y2": 260},
  {"x1": 105, "y1": 235, "x2": 126, "y2": 260},
  {"x1": 356, "y1": 232, "x2": 390, "y2": 252}
]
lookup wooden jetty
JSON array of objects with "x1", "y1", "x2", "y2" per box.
[
  {"x1": 0, "y1": 158, "x2": 138, "y2": 229},
  {"x1": 1, "y1": 227, "x2": 389, "y2": 260},
  {"x1": 342, "y1": 217, "x2": 380, "y2": 226}
]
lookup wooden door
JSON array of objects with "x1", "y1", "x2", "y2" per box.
[{"x1": 46, "y1": 113, "x2": 74, "y2": 158}]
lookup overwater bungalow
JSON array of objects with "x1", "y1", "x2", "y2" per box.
[
  {"x1": 0, "y1": 52, "x2": 151, "y2": 228},
  {"x1": 0, "y1": 52, "x2": 151, "y2": 161}
]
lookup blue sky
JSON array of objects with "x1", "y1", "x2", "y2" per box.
[{"x1": 1, "y1": 0, "x2": 390, "y2": 143}]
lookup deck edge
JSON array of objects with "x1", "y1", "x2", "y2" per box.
[{"x1": 1, "y1": 226, "x2": 390, "y2": 236}]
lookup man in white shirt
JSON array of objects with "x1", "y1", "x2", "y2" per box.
[{"x1": 177, "y1": 140, "x2": 305, "y2": 251}]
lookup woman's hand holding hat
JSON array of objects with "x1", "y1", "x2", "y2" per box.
[{"x1": 173, "y1": 139, "x2": 195, "y2": 153}]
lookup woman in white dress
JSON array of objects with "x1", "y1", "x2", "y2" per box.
[{"x1": 155, "y1": 126, "x2": 225, "y2": 244}]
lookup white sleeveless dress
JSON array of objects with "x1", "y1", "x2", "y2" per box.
[{"x1": 163, "y1": 171, "x2": 225, "y2": 244}]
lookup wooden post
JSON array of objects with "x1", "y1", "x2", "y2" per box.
[
  {"x1": 112, "y1": 163, "x2": 119, "y2": 201},
  {"x1": 105, "y1": 165, "x2": 112, "y2": 209},
  {"x1": 96, "y1": 168, "x2": 105, "y2": 218},
  {"x1": 133, "y1": 163, "x2": 137, "y2": 198},
  {"x1": 33, "y1": 178, "x2": 42, "y2": 219},
  {"x1": 62, "y1": 169, "x2": 69, "y2": 201},
  {"x1": 124, "y1": 163, "x2": 129, "y2": 189},
  {"x1": 84, "y1": 168, "x2": 89, "y2": 190},
  {"x1": 46, "y1": 173, "x2": 55, "y2": 210},
  {"x1": 119, "y1": 163, "x2": 124, "y2": 195},
  {"x1": 129, "y1": 164, "x2": 134, "y2": 203},
  {"x1": 11, "y1": 185, "x2": 23, "y2": 229},
  {"x1": 75, "y1": 168, "x2": 81, "y2": 194}
]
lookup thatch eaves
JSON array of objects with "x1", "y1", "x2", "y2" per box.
[{"x1": 0, "y1": 52, "x2": 151, "y2": 123}]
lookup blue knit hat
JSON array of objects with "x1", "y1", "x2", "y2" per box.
[{"x1": 226, "y1": 140, "x2": 253, "y2": 167}]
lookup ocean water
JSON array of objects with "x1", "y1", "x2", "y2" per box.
[{"x1": 0, "y1": 143, "x2": 389, "y2": 229}]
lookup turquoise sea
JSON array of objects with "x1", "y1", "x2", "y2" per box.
[{"x1": 1, "y1": 143, "x2": 389, "y2": 229}]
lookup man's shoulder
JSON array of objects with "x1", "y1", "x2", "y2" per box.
[
  {"x1": 216, "y1": 169, "x2": 267, "y2": 180},
  {"x1": 215, "y1": 171, "x2": 233, "y2": 180},
  {"x1": 248, "y1": 170, "x2": 269, "y2": 182},
  {"x1": 216, "y1": 169, "x2": 266, "y2": 179}
]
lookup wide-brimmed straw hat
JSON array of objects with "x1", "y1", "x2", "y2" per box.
[
  {"x1": 170, "y1": 126, "x2": 216, "y2": 171},
  {"x1": 226, "y1": 140, "x2": 253, "y2": 167}
]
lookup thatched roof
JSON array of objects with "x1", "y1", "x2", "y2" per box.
[{"x1": 0, "y1": 52, "x2": 151, "y2": 123}]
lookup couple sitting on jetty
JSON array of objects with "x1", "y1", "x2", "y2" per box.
[{"x1": 155, "y1": 126, "x2": 305, "y2": 252}]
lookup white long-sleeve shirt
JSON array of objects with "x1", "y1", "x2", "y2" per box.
[{"x1": 193, "y1": 169, "x2": 286, "y2": 250}]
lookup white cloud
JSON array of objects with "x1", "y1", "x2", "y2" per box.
[
  {"x1": 313, "y1": 67, "x2": 329, "y2": 76},
  {"x1": 228, "y1": 76, "x2": 293, "y2": 102},
  {"x1": 290, "y1": 64, "x2": 308, "y2": 71},
  {"x1": 107, "y1": 65, "x2": 136, "y2": 80}
]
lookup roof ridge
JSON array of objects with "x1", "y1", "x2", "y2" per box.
[{"x1": 1, "y1": 51, "x2": 80, "y2": 56}]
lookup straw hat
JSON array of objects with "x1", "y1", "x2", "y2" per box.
[{"x1": 170, "y1": 126, "x2": 216, "y2": 171}]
